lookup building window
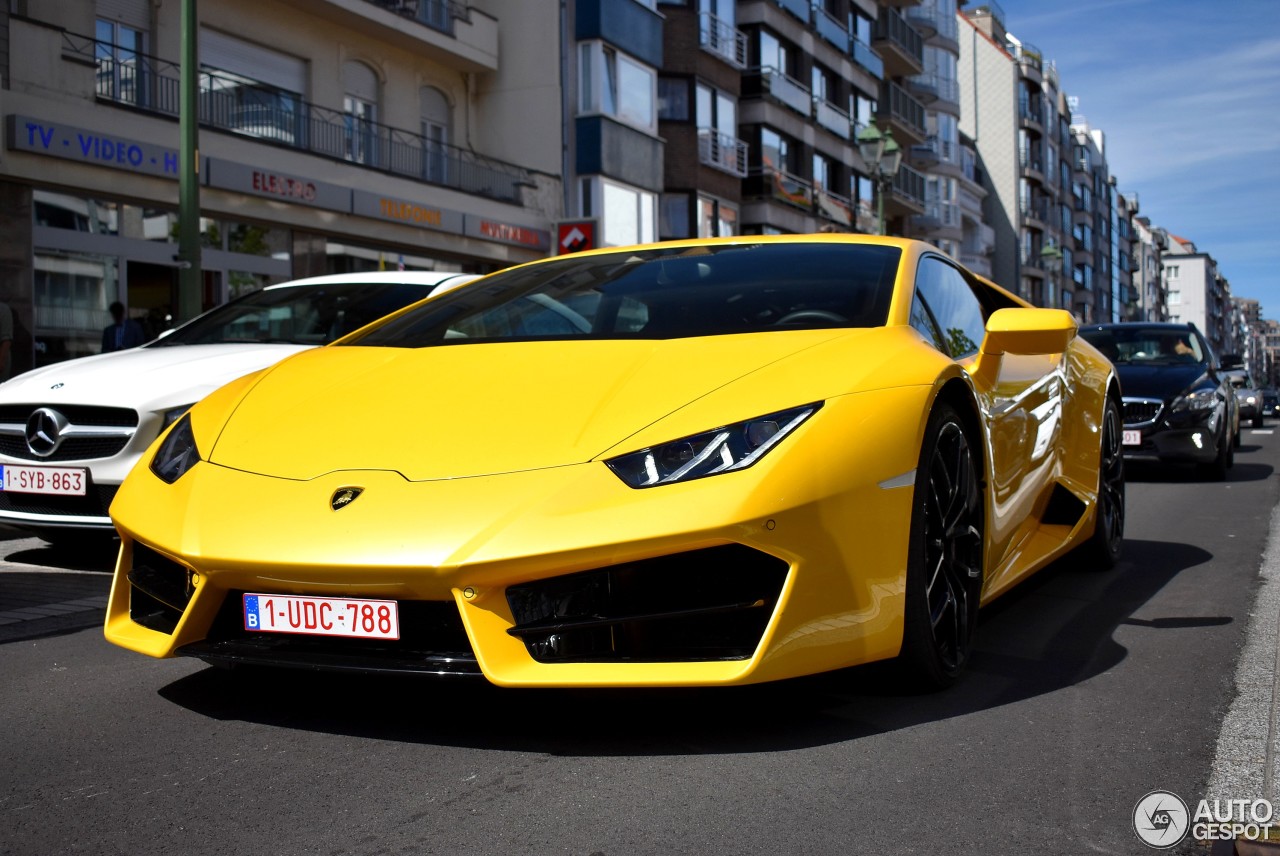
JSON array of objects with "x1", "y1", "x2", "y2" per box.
[
  {"x1": 420, "y1": 86, "x2": 451, "y2": 183},
  {"x1": 760, "y1": 127, "x2": 799, "y2": 174},
  {"x1": 581, "y1": 177, "x2": 657, "y2": 247},
  {"x1": 95, "y1": 18, "x2": 146, "y2": 106},
  {"x1": 1168, "y1": 290, "x2": 1181, "y2": 305},
  {"x1": 579, "y1": 41, "x2": 657, "y2": 134},
  {"x1": 697, "y1": 195, "x2": 738, "y2": 237},
  {"x1": 696, "y1": 83, "x2": 737, "y2": 137},
  {"x1": 658, "y1": 77, "x2": 690, "y2": 121},
  {"x1": 1167, "y1": 264, "x2": 1180, "y2": 279},
  {"x1": 343, "y1": 61, "x2": 380, "y2": 165}
]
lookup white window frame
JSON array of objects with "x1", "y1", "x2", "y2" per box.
[
  {"x1": 578, "y1": 40, "x2": 658, "y2": 135},
  {"x1": 580, "y1": 176, "x2": 657, "y2": 247}
]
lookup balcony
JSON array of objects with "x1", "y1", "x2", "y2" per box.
[
  {"x1": 889, "y1": 163, "x2": 926, "y2": 212},
  {"x1": 754, "y1": 66, "x2": 813, "y2": 116},
  {"x1": 905, "y1": 73, "x2": 959, "y2": 112},
  {"x1": 281, "y1": 0, "x2": 496, "y2": 71},
  {"x1": 699, "y1": 11, "x2": 748, "y2": 69},
  {"x1": 69, "y1": 33, "x2": 527, "y2": 203},
  {"x1": 1019, "y1": 196, "x2": 1052, "y2": 224},
  {"x1": 875, "y1": 80, "x2": 927, "y2": 145},
  {"x1": 905, "y1": 2, "x2": 959, "y2": 48},
  {"x1": 1019, "y1": 147, "x2": 1046, "y2": 178},
  {"x1": 850, "y1": 38, "x2": 885, "y2": 81},
  {"x1": 872, "y1": 7, "x2": 924, "y2": 77},
  {"x1": 753, "y1": 164, "x2": 814, "y2": 211},
  {"x1": 816, "y1": 186, "x2": 854, "y2": 227},
  {"x1": 774, "y1": 0, "x2": 809, "y2": 23},
  {"x1": 812, "y1": 6, "x2": 849, "y2": 51},
  {"x1": 697, "y1": 128, "x2": 749, "y2": 178},
  {"x1": 912, "y1": 200, "x2": 960, "y2": 233},
  {"x1": 814, "y1": 98, "x2": 852, "y2": 140},
  {"x1": 1018, "y1": 97, "x2": 1045, "y2": 128},
  {"x1": 1013, "y1": 40, "x2": 1044, "y2": 80},
  {"x1": 909, "y1": 138, "x2": 940, "y2": 167}
]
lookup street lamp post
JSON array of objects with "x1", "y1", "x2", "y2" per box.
[
  {"x1": 1040, "y1": 243, "x2": 1063, "y2": 309},
  {"x1": 856, "y1": 123, "x2": 902, "y2": 236}
]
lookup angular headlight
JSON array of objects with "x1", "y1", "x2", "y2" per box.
[
  {"x1": 1171, "y1": 388, "x2": 1218, "y2": 412},
  {"x1": 150, "y1": 414, "x2": 201, "y2": 484},
  {"x1": 605, "y1": 403, "x2": 821, "y2": 489}
]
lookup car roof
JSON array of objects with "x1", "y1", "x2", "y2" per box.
[{"x1": 264, "y1": 271, "x2": 478, "y2": 290}]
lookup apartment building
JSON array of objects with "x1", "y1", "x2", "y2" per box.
[
  {"x1": 1261, "y1": 319, "x2": 1280, "y2": 387},
  {"x1": 902, "y1": 0, "x2": 964, "y2": 256},
  {"x1": 957, "y1": 3, "x2": 1071, "y2": 306},
  {"x1": 956, "y1": 131, "x2": 994, "y2": 277},
  {"x1": 1163, "y1": 234, "x2": 1233, "y2": 356},
  {"x1": 1130, "y1": 215, "x2": 1168, "y2": 322},
  {"x1": 0, "y1": 0, "x2": 562, "y2": 370},
  {"x1": 1233, "y1": 296, "x2": 1265, "y2": 380}
]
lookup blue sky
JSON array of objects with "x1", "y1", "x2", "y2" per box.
[{"x1": 991, "y1": 0, "x2": 1280, "y2": 315}]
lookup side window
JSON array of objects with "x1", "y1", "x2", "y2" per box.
[
  {"x1": 910, "y1": 290, "x2": 946, "y2": 352},
  {"x1": 914, "y1": 257, "x2": 988, "y2": 358}
]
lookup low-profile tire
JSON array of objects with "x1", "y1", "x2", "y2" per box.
[
  {"x1": 1080, "y1": 396, "x2": 1124, "y2": 570},
  {"x1": 1199, "y1": 423, "x2": 1233, "y2": 481},
  {"x1": 897, "y1": 402, "x2": 985, "y2": 690}
]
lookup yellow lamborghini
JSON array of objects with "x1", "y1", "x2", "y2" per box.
[{"x1": 105, "y1": 236, "x2": 1123, "y2": 689}]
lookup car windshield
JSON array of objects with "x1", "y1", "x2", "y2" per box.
[
  {"x1": 149, "y1": 281, "x2": 435, "y2": 347},
  {"x1": 342, "y1": 243, "x2": 901, "y2": 348},
  {"x1": 1080, "y1": 326, "x2": 1208, "y2": 366}
]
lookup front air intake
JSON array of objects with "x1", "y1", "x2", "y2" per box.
[
  {"x1": 505, "y1": 544, "x2": 790, "y2": 663},
  {"x1": 128, "y1": 542, "x2": 194, "y2": 634}
]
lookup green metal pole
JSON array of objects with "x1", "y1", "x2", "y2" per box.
[
  {"x1": 176, "y1": 0, "x2": 202, "y2": 322},
  {"x1": 876, "y1": 176, "x2": 886, "y2": 236}
]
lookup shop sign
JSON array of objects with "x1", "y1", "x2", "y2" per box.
[
  {"x1": 6, "y1": 114, "x2": 186, "y2": 179},
  {"x1": 464, "y1": 217, "x2": 550, "y2": 251},
  {"x1": 352, "y1": 190, "x2": 464, "y2": 234},
  {"x1": 205, "y1": 158, "x2": 350, "y2": 211}
]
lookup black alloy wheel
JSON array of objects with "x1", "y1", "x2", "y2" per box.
[
  {"x1": 1081, "y1": 396, "x2": 1125, "y2": 569},
  {"x1": 899, "y1": 404, "x2": 985, "y2": 689}
]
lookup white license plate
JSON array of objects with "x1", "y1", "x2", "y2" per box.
[
  {"x1": 243, "y1": 593, "x2": 400, "y2": 640},
  {"x1": 0, "y1": 465, "x2": 88, "y2": 496},
  {"x1": 1122, "y1": 429, "x2": 1142, "y2": 446}
]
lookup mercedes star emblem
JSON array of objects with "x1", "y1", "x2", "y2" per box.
[
  {"x1": 330, "y1": 487, "x2": 364, "y2": 510},
  {"x1": 25, "y1": 407, "x2": 68, "y2": 458}
]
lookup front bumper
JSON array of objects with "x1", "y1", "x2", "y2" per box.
[
  {"x1": 1122, "y1": 419, "x2": 1222, "y2": 464},
  {"x1": 106, "y1": 390, "x2": 925, "y2": 687}
]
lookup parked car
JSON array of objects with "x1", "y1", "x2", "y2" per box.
[
  {"x1": 106, "y1": 236, "x2": 1123, "y2": 690},
  {"x1": 0, "y1": 270, "x2": 477, "y2": 542},
  {"x1": 1263, "y1": 388, "x2": 1279, "y2": 418},
  {"x1": 1079, "y1": 322, "x2": 1238, "y2": 479},
  {"x1": 1225, "y1": 369, "x2": 1265, "y2": 428}
]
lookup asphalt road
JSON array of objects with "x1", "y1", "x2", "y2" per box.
[{"x1": 1, "y1": 430, "x2": 1278, "y2": 856}]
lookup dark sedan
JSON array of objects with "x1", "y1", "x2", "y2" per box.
[{"x1": 1080, "y1": 322, "x2": 1237, "y2": 479}]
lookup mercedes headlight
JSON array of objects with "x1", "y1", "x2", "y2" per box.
[
  {"x1": 1171, "y1": 388, "x2": 1218, "y2": 412},
  {"x1": 159, "y1": 404, "x2": 194, "y2": 431},
  {"x1": 605, "y1": 403, "x2": 821, "y2": 489},
  {"x1": 1247, "y1": 396, "x2": 1257, "y2": 404},
  {"x1": 150, "y1": 414, "x2": 201, "y2": 484}
]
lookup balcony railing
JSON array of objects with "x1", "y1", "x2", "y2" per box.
[
  {"x1": 850, "y1": 38, "x2": 884, "y2": 80},
  {"x1": 752, "y1": 164, "x2": 814, "y2": 210},
  {"x1": 812, "y1": 5, "x2": 849, "y2": 50},
  {"x1": 1013, "y1": 40, "x2": 1043, "y2": 72},
  {"x1": 1019, "y1": 196, "x2": 1053, "y2": 223},
  {"x1": 873, "y1": 7, "x2": 924, "y2": 68},
  {"x1": 697, "y1": 128, "x2": 749, "y2": 178},
  {"x1": 757, "y1": 66, "x2": 813, "y2": 116},
  {"x1": 813, "y1": 98, "x2": 852, "y2": 140},
  {"x1": 892, "y1": 163, "x2": 926, "y2": 207},
  {"x1": 775, "y1": 0, "x2": 809, "y2": 22},
  {"x1": 904, "y1": 3, "x2": 959, "y2": 42},
  {"x1": 68, "y1": 32, "x2": 528, "y2": 204},
  {"x1": 699, "y1": 11, "x2": 747, "y2": 69},
  {"x1": 877, "y1": 80, "x2": 926, "y2": 140},
  {"x1": 906, "y1": 73, "x2": 958, "y2": 107},
  {"x1": 359, "y1": 0, "x2": 469, "y2": 36},
  {"x1": 816, "y1": 186, "x2": 854, "y2": 227},
  {"x1": 1018, "y1": 97, "x2": 1044, "y2": 125},
  {"x1": 1019, "y1": 147, "x2": 1045, "y2": 175}
]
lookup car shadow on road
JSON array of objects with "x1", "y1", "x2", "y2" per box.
[{"x1": 157, "y1": 537, "x2": 1224, "y2": 756}]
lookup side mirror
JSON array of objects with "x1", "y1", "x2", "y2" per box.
[
  {"x1": 1221, "y1": 354, "x2": 1243, "y2": 370},
  {"x1": 980, "y1": 308, "x2": 1077, "y2": 356}
]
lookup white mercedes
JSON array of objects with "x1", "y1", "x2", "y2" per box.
[{"x1": 0, "y1": 270, "x2": 476, "y2": 542}]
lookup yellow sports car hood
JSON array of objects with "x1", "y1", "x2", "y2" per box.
[{"x1": 207, "y1": 331, "x2": 848, "y2": 481}]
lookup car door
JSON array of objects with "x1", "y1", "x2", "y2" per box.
[{"x1": 912, "y1": 256, "x2": 1064, "y2": 594}]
